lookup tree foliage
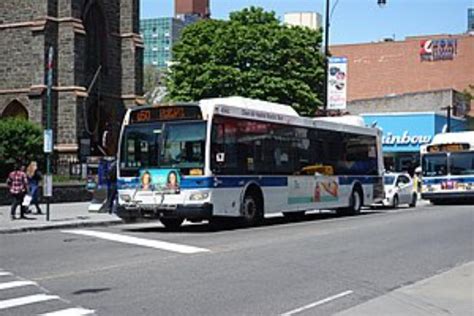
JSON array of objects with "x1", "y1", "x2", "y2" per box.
[
  {"x1": 0, "y1": 118, "x2": 43, "y2": 179},
  {"x1": 167, "y1": 7, "x2": 325, "y2": 116}
]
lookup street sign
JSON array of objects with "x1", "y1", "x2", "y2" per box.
[
  {"x1": 44, "y1": 129, "x2": 53, "y2": 153},
  {"x1": 43, "y1": 175, "x2": 53, "y2": 197},
  {"x1": 327, "y1": 57, "x2": 348, "y2": 111}
]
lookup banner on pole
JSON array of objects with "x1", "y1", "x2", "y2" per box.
[
  {"x1": 43, "y1": 175, "x2": 53, "y2": 197},
  {"x1": 327, "y1": 57, "x2": 348, "y2": 110},
  {"x1": 44, "y1": 129, "x2": 53, "y2": 153}
]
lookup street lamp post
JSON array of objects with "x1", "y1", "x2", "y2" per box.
[
  {"x1": 323, "y1": 0, "x2": 330, "y2": 115},
  {"x1": 44, "y1": 46, "x2": 54, "y2": 221},
  {"x1": 441, "y1": 105, "x2": 452, "y2": 132},
  {"x1": 323, "y1": 0, "x2": 387, "y2": 115}
]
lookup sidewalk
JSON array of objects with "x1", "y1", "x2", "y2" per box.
[
  {"x1": 336, "y1": 262, "x2": 474, "y2": 316},
  {"x1": 0, "y1": 202, "x2": 122, "y2": 234}
]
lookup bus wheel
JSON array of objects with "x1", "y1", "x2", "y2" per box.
[
  {"x1": 409, "y1": 194, "x2": 417, "y2": 207},
  {"x1": 283, "y1": 211, "x2": 305, "y2": 221},
  {"x1": 160, "y1": 218, "x2": 184, "y2": 230},
  {"x1": 338, "y1": 187, "x2": 363, "y2": 216},
  {"x1": 241, "y1": 194, "x2": 263, "y2": 226}
]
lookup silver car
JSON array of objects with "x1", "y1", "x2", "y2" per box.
[{"x1": 381, "y1": 173, "x2": 418, "y2": 208}]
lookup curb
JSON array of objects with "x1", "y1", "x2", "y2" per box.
[{"x1": 0, "y1": 219, "x2": 123, "y2": 234}]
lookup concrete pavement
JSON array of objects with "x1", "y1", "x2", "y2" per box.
[
  {"x1": 0, "y1": 204, "x2": 472, "y2": 315},
  {"x1": 0, "y1": 202, "x2": 121, "y2": 234},
  {"x1": 335, "y1": 261, "x2": 474, "y2": 316}
]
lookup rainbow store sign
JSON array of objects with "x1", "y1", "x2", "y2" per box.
[{"x1": 382, "y1": 132, "x2": 432, "y2": 146}]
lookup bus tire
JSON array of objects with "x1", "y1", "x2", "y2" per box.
[
  {"x1": 240, "y1": 192, "x2": 263, "y2": 226},
  {"x1": 338, "y1": 186, "x2": 363, "y2": 216},
  {"x1": 160, "y1": 218, "x2": 184, "y2": 230},
  {"x1": 409, "y1": 194, "x2": 417, "y2": 207}
]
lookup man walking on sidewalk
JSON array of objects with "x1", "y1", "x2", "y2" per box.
[{"x1": 6, "y1": 162, "x2": 29, "y2": 220}]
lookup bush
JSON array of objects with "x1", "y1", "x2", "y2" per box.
[{"x1": 0, "y1": 118, "x2": 43, "y2": 181}]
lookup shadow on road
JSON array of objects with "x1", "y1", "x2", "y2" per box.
[{"x1": 123, "y1": 209, "x2": 384, "y2": 234}]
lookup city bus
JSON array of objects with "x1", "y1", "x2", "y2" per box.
[
  {"x1": 421, "y1": 131, "x2": 474, "y2": 204},
  {"x1": 115, "y1": 97, "x2": 384, "y2": 229}
]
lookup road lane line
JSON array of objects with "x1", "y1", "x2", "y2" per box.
[
  {"x1": 0, "y1": 294, "x2": 59, "y2": 310},
  {"x1": 0, "y1": 280, "x2": 37, "y2": 290},
  {"x1": 280, "y1": 290, "x2": 353, "y2": 316},
  {"x1": 61, "y1": 229, "x2": 210, "y2": 254},
  {"x1": 0, "y1": 272, "x2": 12, "y2": 277},
  {"x1": 40, "y1": 307, "x2": 95, "y2": 316}
]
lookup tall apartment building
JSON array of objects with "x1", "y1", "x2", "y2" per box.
[
  {"x1": 284, "y1": 12, "x2": 322, "y2": 30},
  {"x1": 468, "y1": 8, "x2": 474, "y2": 32},
  {"x1": 175, "y1": 0, "x2": 210, "y2": 19},
  {"x1": 141, "y1": 18, "x2": 185, "y2": 69},
  {"x1": 141, "y1": 0, "x2": 210, "y2": 70}
]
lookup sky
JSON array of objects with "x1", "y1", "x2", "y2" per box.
[{"x1": 140, "y1": 0, "x2": 473, "y2": 45}]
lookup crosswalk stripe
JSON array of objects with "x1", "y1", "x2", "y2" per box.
[
  {"x1": 39, "y1": 307, "x2": 96, "y2": 316},
  {"x1": 61, "y1": 229, "x2": 210, "y2": 254},
  {"x1": 0, "y1": 272, "x2": 12, "y2": 277},
  {"x1": 0, "y1": 280, "x2": 37, "y2": 290},
  {"x1": 0, "y1": 294, "x2": 60, "y2": 310}
]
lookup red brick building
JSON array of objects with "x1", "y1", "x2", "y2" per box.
[
  {"x1": 175, "y1": 0, "x2": 210, "y2": 18},
  {"x1": 330, "y1": 33, "x2": 474, "y2": 116}
]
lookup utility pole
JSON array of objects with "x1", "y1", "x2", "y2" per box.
[
  {"x1": 442, "y1": 105, "x2": 452, "y2": 132},
  {"x1": 323, "y1": 0, "x2": 386, "y2": 115},
  {"x1": 44, "y1": 46, "x2": 54, "y2": 221},
  {"x1": 323, "y1": 0, "x2": 330, "y2": 115}
]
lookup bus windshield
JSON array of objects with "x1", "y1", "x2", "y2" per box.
[
  {"x1": 160, "y1": 121, "x2": 206, "y2": 170},
  {"x1": 450, "y1": 152, "x2": 474, "y2": 175},
  {"x1": 119, "y1": 121, "x2": 206, "y2": 176},
  {"x1": 422, "y1": 153, "x2": 447, "y2": 177}
]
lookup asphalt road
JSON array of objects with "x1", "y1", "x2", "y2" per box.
[{"x1": 0, "y1": 203, "x2": 473, "y2": 316}]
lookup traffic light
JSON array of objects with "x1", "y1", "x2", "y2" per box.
[{"x1": 377, "y1": 0, "x2": 387, "y2": 6}]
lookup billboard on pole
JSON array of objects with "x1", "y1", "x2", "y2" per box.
[{"x1": 327, "y1": 57, "x2": 348, "y2": 110}]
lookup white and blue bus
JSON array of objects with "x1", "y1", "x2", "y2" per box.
[
  {"x1": 116, "y1": 97, "x2": 384, "y2": 229},
  {"x1": 421, "y1": 131, "x2": 474, "y2": 204}
]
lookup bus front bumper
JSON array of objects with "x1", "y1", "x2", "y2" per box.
[
  {"x1": 116, "y1": 203, "x2": 213, "y2": 221},
  {"x1": 422, "y1": 191, "x2": 474, "y2": 201}
]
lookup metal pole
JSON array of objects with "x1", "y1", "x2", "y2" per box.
[
  {"x1": 46, "y1": 46, "x2": 54, "y2": 221},
  {"x1": 447, "y1": 105, "x2": 451, "y2": 132},
  {"x1": 324, "y1": 0, "x2": 330, "y2": 115}
]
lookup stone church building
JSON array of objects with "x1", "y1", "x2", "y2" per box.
[{"x1": 0, "y1": 0, "x2": 143, "y2": 161}]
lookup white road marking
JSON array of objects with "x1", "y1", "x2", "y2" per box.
[
  {"x1": 61, "y1": 229, "x2": 210, "y2": 254},
  {"x1": 280, "y1": 290, "x2": 353, "y2": 316},
  {"x1": 0, "y1": 280, "x2": 37, "y2": 290},
  {"x1": 0, "y1": 272, "x2": 12, "y2": 277},
  {"x1": 0, "y1": 294, "x2": 59, "y2": 310},
  {"x1": 39, "y1": 307, "x2": 96, "y2": 316}
]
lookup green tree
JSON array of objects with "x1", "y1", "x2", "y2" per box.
[
  {"x1": 0, "y1": 118, "x2": 43, "y2": 179},
  {"x1": 167, "y1": 7, "x2": 325, "y2": 116}
]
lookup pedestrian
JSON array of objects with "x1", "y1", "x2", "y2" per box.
[
  {"x1": 6, "y1": 162, "x2": 29, "y2": 220},
  {"x1": 26, "y1": 161, "x2": 43, "y2": 215},
  {"x1": 106, "y1": 160, "x2": 117, "y2": 213}
]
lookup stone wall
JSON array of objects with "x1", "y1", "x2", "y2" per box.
[{"x1": 0, "y1": 0, "x2": 143, "y2": 163}]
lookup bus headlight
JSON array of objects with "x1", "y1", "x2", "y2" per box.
[
  {"x1": 120, "y1": 194, "x2": 131, "y2": 202},
  {"x1": 189, "y1": 192, "x2": 209, "y2": 201}
]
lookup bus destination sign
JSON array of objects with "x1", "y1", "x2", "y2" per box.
[
  {"x1": 130, "y1": 106, "x2": 202, "y2": 124},
  {"x1": 427, "y1": 143, "x2": 469, "y2": 153}
]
